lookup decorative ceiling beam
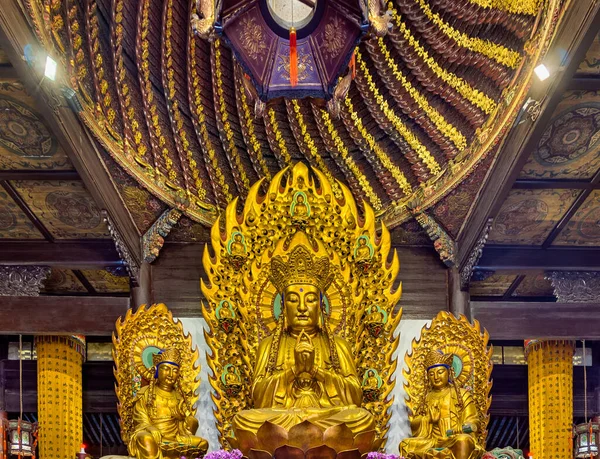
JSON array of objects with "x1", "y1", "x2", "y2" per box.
[
  {"x1": 0, "y1": 295, "x2": 130, "y2": 335},
  {"x1": 472, "y1": 300, "x2": 600, "y2": 339},
  {"x1": 513, "y1": 179, "x2": 595, "y2": 190},
  {"x1": 456, "y1": 2, "x2": 600, "y2": 269},
  {"x1": 0, "y1": 241, "x2": 123, "y2": 268},
  {"x1": 568, "y1": 77, "x2": 600, "y2": 91},
  {"x1": 0, "y1": 3, "x2": 142, "y2": 268},
  {"x1": 0, "y1": 266, "x2": 50, "y2": 296},
  {"x1": 0, "y1": 64, "x2": 18, "y2": 80},
  {"x1": 476, "y1": 246, "x2": 600, "y2": 273},
  {"x1": 0, "y1": 170, "x2": 81, "y2": 181}
]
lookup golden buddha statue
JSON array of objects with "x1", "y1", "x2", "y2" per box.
[
  {"x1": 201, "y1": 163, "x2": 403, "y2": 454},
  {"x1": 399, "y1": 350, "x2": 482, "y2": 459},
  {"x1": 232, "y1": 245, "x2": 375, "y2": 440},
  {"x1": 129, "y1": 348, "x2": 208, "y2": 459},
  {"x1": 400, "y1": 312, "x2": 492, "y2": 459},
  {"x1": 112, "y1": 304, "x2": 209, "y2": 459}
]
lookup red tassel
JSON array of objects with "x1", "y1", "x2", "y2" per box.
[
  {"x1": 350, "y1": 51, "x2": 356, "y2": 79},
  {"x1": 289, "y1": 27, "x2": 298, "y2": 87}
]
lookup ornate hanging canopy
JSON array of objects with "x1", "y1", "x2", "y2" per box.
[
  {"x1": 213, "y1": 0, "x2": 368, "y2": 102},
  {"x1": 19, "y1": 0, "x2": 562, "y2": 230}
]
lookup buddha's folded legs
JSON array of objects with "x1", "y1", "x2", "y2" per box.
[
  {"x1": 233, "y1": 406, "x2": 375, "y2": 436},
  {"x1": 130, "y1": 431, "x2": 161, "y2": 459},
  {"x1": 399, "y1": 437, "x2": 437, "y2": 459}
]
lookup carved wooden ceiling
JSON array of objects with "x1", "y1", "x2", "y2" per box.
[
  {"x1": 0, "y1": 70, "x2": 129, "y2": 296},
  {"x1": 16, "y1": 0, "x2": 562, "y2": 237},
  {"x1": 471, "y1": 32, "x2": 600, "y2": 301}
]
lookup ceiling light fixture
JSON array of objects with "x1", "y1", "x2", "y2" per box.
[
  {"x1": 534, "y1": 63, "x2": 550, "y2": 81},
  {"x1": 44, "y1": 55, "x2": 57, "y2": 81}
]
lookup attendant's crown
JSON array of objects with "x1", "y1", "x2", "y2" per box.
[
  {"x1": 424, "y1": 349, "x2": 453, "y2": 371},
  {"x1": 152, "y1": 347, "x2": 182, "y2": 368},
  {"x1": 269, "y1": 244, "x2": 333, "y2": 293}
]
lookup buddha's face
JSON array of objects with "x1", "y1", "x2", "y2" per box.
[
  {"x1": 427, "y1": 365, "x2": 450, "y2": 390},
  {"x1": 157, "y1": 362, "x2": 180, "y2": 389},
  {"x1": 284, "y1": 283, "x2": 320, "y2": 333}
]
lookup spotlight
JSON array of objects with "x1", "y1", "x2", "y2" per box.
[
  {"x1": 44, "y1": 55, "x2": 57, "y2": 81},
  {"x1": 534, "y1": 64, "x2": 550, "y2": 81},
  {"x1": 62, "y1": 86, "x2": 83, "y2": 113}
]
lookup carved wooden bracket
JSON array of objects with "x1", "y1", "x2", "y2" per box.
[
  {"x1": 0, "y1": 266, "x2": 51, "y2": 296},
  {"x1": 547, "y1": 271, "x2": 600, "y2": 303}
]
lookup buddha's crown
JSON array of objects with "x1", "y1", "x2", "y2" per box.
[
  {"x1": 269, "y1": 244, "x2": 333, "y2": 293},
  {"x1": 152, "y1": 347, "x2": 182, "y2": 368},
  {"x1": 424, "y1": 349, "x2": 453, "y2": 371}
]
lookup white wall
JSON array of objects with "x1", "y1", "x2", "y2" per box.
[{"x1": 180, "y1": 318, "x2": 430, "y2": 453}]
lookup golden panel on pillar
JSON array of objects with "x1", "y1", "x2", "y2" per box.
[
  {"x1": 525, "y1": 340, "x2": 574, "y2": 459},
  {"x1": 201, "y1": 163, "x2": 402, "y2": 456},
  {"x1": 400, "y1": 312, "x2": 493, "y2": 459},
  {"x1": 112, "y1": 303, "x2": 208, "y2": 459},
  {"x1": 35, "y1": 335, "x2": 85, "y2": 459}
]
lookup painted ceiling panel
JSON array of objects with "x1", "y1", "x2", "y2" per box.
[
  {"x1": 0, "y1": 188, "x2": 44, "y2": 239},
  {"x1": 553, "y1": 189, "x2": 600, "y2": 246},
  {"x1": 488, "y1": 189, "x2": 581, "y2": 245},
  {"x1": 80, "y1": 269, "x2": 130, "y2": 293},
  {"x1": 0, "y1": 81, "x2": 73, "y2": 170},
  {"x1": 41, "y1": 268, "x2": 87, "y2": 293},
  {"x1": 470, "y1": 274, "x2": 518, "y2": 297},
  {"x1": 10, "y1": 180, "x2": 110, "y2": 239},
  {"x1": 519, "y1": 90, "x2": 600, "y2": 180},
  {"x1": 577, "y1": 32, "x2": 600, "y2": 75},
  {"x1": 512, "y1": 274, "x2": 555, "y2": 298}
]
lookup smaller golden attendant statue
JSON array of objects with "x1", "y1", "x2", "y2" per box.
[
  {"x1": 113, "y1": 303, "x2": 209, "y2": 459},
  {"x1": 400, "y1": 312, "x2": 492, "y2": 459},
  {"x1": 130, "y1": 348, "x2": 208, "y2": 459},
  {"x1": 399, "y1": 350, "x2": 482, "y2": 459}
]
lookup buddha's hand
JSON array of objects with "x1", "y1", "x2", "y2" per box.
[
  {"x1": 294, "y1": 331, "x2": 315, "y2": 374},
  {"x1": 185, "y1": 415, "x2": 199, "y2": 435},
  {"x1": 146, "y1": 426, "x2": 162, "y2": 445},
  {"x1": 429, "y1": 403, "x2": 440, "y2": 423},
  {"x1": 462, "y1": 423, "x2": 475, "y2": 434}
]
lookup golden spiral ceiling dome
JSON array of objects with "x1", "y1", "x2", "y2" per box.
[{"x1": 22, "y1": 0, "x2": 561, "y2": 229}]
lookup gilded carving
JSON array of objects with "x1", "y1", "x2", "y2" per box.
[
  {"x1": 112, "y1": 303, "x2": 208, "y2": 459},
  {"x1": 321, "y1": 16, "x2": 347, "y2": 60},
  {"x1": 400, "y1": 312, "x2": 492, "y2": 459},
  {"x1": 238, "y1": 17, "x2": 267, "y2": 61},
  {"x1": 201, "y1": 163, "x2": 402, "y2": 453},
  {"x1": 547, "y1": 271, "x2": 600, "y2": 303},
  {"x1": 0, "y1": 266, "x2": 50, "y2": 296}
]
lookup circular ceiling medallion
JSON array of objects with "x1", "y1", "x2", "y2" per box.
[
  {"x1": 0, "y1": 95, "x2": 57, "y2": 158},
  {"x1": 267, "y1": 0, "x2": 316, "y2": 29},
  {"x1": 536, "y1": 104, "x2": 600, "y2": 166},
  {"x1": 45, "y1": 191, "x2": 101, "y2": 229}
]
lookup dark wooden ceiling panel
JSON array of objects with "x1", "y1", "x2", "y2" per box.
[
  {"x1": 519, "y1": 90, "x2": 600, "y2": 181},
  {"x1": 470, "y1": 274, "x2": 518, "y2": 297},
  {"x1": 9, "y1": 180, "x2": 110, "y2": 239},
  {"x1": 41, "y1": 268, "x2": 87, "y2": 294},
  {"x1": 488, "y1": 189, "x2": 581, "y2": 245},
  {"x1": 552, "y1": 188, "x2": 600, "y2": 246},
  {"x1": 512, "y1": 273, "x2": 554, "y2": 297},
  {"x1": 0, "y1": 186, "x2": 43, "y2": 239},
  {"x1": 0, "y1": 80, "x2": 73, "y2": 170},
  {"x1": 80, "y1": 269, "x2": 130, "y2": 294},
  {"x1": 577, "y1": 32, "x2": 600, "y2": 75}
]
